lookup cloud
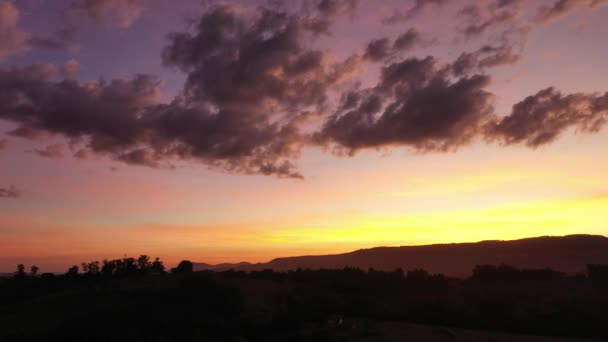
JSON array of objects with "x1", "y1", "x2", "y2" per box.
[
  {"x1": 318, "y1": 54, "x2": 607, "y2": 155},
  {"x1": 459, "y1": 0, "x2": 522, "y2": 38},
  {"x1": 363, "y1": 38, "x2": 391, "y2": 62},
  {"x1": 280, "y1": 0, "x2": 358, "y2": 37},
  {"x1": 0, "y1": 3, "x2": 360, "y2": 178},
  {"x1": 486, "y1": 87, "x2": 608, "y2": 147},
  {"x1": 0, "y1": 1, "x2": 30, "y2": 59},
  {"x1": 74, "y1": 149, "x2": 88, "y2": 159},
  {"x1": 32, "y1": 143, "x2": 65, "y2": 159},
  {"x1": 0, "y1": 1, "x2": 75, "y2": 57},
  {"x1": 383, "y1": 0, "x2": 447, "y2": 24},
  {"x1": 535, "y1": 0, "x2": 608, "y2": 24},
  {"x1": 158, "y1": 3, "x2": 360, "y2": 177},
  {"x1": 363, "y1": 28, "x2": 424, "y2": 62},
  {"x1": 318, "y1": 57, "x2": 496, "y2": 153},
  {"x1": 452, "y1": 43, "x2": 523, "y2": 76},
  {"x1": 394, "y1": 28, "x2": 424, "y2": 51},
  {"x1": 60, "y1": 59, "x2": 81, "y2": 79},
  {"x1": 0, "y1": 138, "x2": 7, "y2": 151},
  {"x1": 0, "y1": 185, "x2": 21, "y2": 198},
  {"x1": 41, "y1": 0, "x2": 145, "y2": 49},
  {"x1": 1, "y1": 1, "x2": 607, "y2": 179},
  {"x1": 66, "y1": 0, "x2": 143, "y2": 28},
  {"x1": 0, "y1": 65, "x2": 166, "y2": 163},
  {"x1": 28, "y1": 34, "x2": 72, "y2": 50}
]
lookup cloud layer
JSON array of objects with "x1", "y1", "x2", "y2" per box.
[
  {"x1": 535, "y1": 0, "x2": 608, "y2": 24},
  {"x1": 0, "y1": 0, "x2": 607, "y2": 178},
  {"x1": 0, "y1": 185, "x2": 20, "y2": 198},
  {"x1": 0, "y1": 1, "x2": 29, "y2": 59}
]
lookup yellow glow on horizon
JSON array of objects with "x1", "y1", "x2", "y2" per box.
[
  {"x1": 1, "y1": 194, "x2": 606, "y2": 268},
  {"x1": 253, "y1": 195, "x2": 608, "y2": 249}
]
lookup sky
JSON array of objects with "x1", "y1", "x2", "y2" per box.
[{"x1": 0, "y1": 0, "x2": 607, "y2": 272}]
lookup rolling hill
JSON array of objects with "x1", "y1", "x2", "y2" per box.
[{"x1": 194, "y1": 234, "x2": 608, "y2": 277}]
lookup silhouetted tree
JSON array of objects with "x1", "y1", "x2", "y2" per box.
[
  {"x1": 2, "y1": 262, "x2": 608, "y2": 340},
  {"x1": 82, "y1": 261, "x2": 100, "y2": 276},
  {"x1": 30, "y1": 265, "x2": 39, "y2": 277},
  {"x1": 101, "y1": 259, "x2": 116, "y2": 277},
  {"x1": 15, "y1": 264, "x2": 26, "y2": 278},
  {"x1": 137, "y1": 255, "x2": 151, "y2": 273},
  {"x1": 66, "y1": 265, "x2": 79, "y2": 277},
  {"x1": 110, "y1": 257, "x2": 138, "y2": 276},
  {"x1": 121, "y1": 257, "x2": 137, "y2": 275},
  {"x1": 151, "y1": 257, "x2": 166, "y2": 275},
  {"x1": 172, "y1": 260, "x2": 193, "y2": 275}
]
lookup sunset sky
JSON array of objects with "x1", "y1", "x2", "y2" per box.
[{"x1": 1, "y1": 0, "x2": 607, "y2": 272}]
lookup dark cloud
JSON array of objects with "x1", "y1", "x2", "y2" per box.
[
  {"x1": 452, "y1": 42, "x2": 522, "y2": 76},
  {"x1": 318, "y1": 56, "x2": 496, "y2": 153},
  {"x1": 0, "y1": 185, "x2": 21, "y2": 198},
  {"x1": 9, "y1": 126, "x2": 49, "y2": 139},
  {"x1": 316, "y1": 0, "x2": 358, "y2": 18},
  {"x1": 459, "y1": 0, "x2": 522, "y2": 38},
  {"x1": 0, "y1": 3, "x2": 359, "y2": 178},
  {"x1": 486, "y1": 87, "x2": 608, "y2": 147},
  {"x1": 0, "y1": 1, "x2": 30, "y2": 59},
  {"x1": 117, "y1": 148, "x2": 163, "y2": 168},
  {"x1": 302, "y1": 0, "x2": 358, "y2": 36},
  {"x1": 393, "y1": 28, "x2": 423, "y2": 51},
  {"x1": 318, "y1": 51, "x2": 608, "y2": 155},
  {"x1": 383, "y1": 0, "x2": 447, "y2": 24},
  {"x1": 363, "y1": 29, "x2": 424, "y2": 62},
  {"x1": 158, "y1": 3, "x2": 362, "y2": 177},
  {"x1": 1, "y1": 1, "x2": 607, "y2": 179},
  {"x1": 477, "y1": 44, "x2": 521, "y2": 68},
  {"x1": 32, "y1": 143, "x2": 65, "y2": 159},
  {"x1": 0, "y1": 65, "x2": 168, "y2": 164},
  {"x1": 363, "y1": 38, "x2": 391, "y2": 62},
  {"x1": 535, "y1": 0, "x2": 608, "y2": 24}
]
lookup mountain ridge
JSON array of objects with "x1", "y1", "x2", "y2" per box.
[{"x1": 193, "y1": 234, "x2": 608, "y2": 276}]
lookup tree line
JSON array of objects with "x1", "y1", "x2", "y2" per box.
[
  {"x1": 11, "y1": 256, "x2": 195, "y2": 279},
  {"x1": 2, "y1": 258, "x2": 608, "y2": 341}
]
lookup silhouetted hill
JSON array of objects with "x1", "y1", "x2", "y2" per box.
[
  {"x1": 193, "y1": 262, "x2": 252, "y2": 271},
  {"x1": 194, "y1": 235, "x2": 608, "y2": 276}
]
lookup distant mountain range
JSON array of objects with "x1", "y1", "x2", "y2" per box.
[{"x1": 193, "y1": 234, "x2": 608, "y2": 277}]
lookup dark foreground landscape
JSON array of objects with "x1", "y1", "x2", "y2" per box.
[{"x1": 2, "y1": 235, "x2": 608, "y2": 341}]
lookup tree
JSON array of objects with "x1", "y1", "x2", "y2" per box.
[
  {"x1": 15, "y1": 264, "x2": 26, "y2": 278},
  {"x1": 121, "y1": 257, "x2": 137, "y2": 276},
  {"x1": 82, "y1": 261, "x2": 100, "y2": 276},
  {"x1": 66, "y1": 265, "x2": 79, "y2": 277},
  {"x1": 101, "y1": 259, "x2": 116, "y2": 277},
  {"x1": 151, "y1": 257, "x2": 166, "y2": 275},
  {"x1": 172, "y1": 260, "x2": 193, "y2": 275},
  {"x1": 137, "y1": 255, "x2": 151, "y2": 273},
  {"x1": 30, "y1": 265, "x2": 39, "y2": 277}
]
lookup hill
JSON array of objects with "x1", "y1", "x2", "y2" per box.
[{"x1": 194, "y1": 234, "x2": 608, "y2": 276}]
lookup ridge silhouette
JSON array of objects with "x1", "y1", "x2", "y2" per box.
[{"x1": 193, "y1": 234, "x2": 608, "y2": 276}]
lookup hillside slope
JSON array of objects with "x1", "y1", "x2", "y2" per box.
[{"x1": 194, "y1": 235, "x2": 608, "y2": 276}]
